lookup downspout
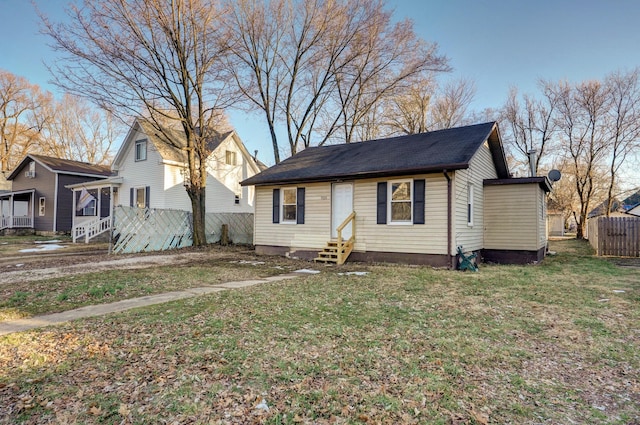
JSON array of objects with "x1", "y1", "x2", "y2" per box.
[
  {"x1": 53, "y1": 174, "x2": 59, "y2": 232},
  {"x1": 443, "y1": 170, "x2": 453, "y2": 268}
]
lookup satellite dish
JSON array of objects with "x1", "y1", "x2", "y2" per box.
[{"x1": 548, "y1": 169, "x2": 562, "y2": 182}]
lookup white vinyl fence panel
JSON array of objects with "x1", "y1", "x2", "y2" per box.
[
  {"x1": 205, "y1": 212, "x2": 254, "y2": 245},
  {"x1": 113, "y1": 206, "x2": 253, "y2": 254}
]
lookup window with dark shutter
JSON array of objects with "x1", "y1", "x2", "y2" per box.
[
  {"x1": 377, "y1": 182, "x2": 387, "y2": 224},
  {"x1": 272, "y1": 189, "x2": 280, "y2": 223},
  {"x1": 296, "y1": 187, "x2": 305, "y2": 224},
  {"x1": 413, "y1": 179, "x2": 425, "y2": 224}
]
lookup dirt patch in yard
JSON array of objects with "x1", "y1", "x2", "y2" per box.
[
  {"x1": 607, "y1": 257, "x2": 640, "y2": 268},
  {"x1": 0, "y1": 245, "x2": 296, "y2": 286}
]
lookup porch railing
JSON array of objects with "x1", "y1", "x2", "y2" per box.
[
  {"x1": 73, "y1": 216, "x2": 112, "y2": 243},
  {"x1": 336, "y1": 211, "x2": 356, "y2": 265},
  {"x1": 0, "y1": 216, "x2": 33, "y2": 230}
]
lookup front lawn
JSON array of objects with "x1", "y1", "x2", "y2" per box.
[
  {"x1": 1, "y1": 239, "x2": 638, "y2": 424},
  {"x1": 0, "y1": 253, "x2": 307, "y2": 321}
]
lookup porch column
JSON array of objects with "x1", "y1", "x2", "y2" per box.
[
  {"x1": 9, "y1": 194, "x2": 14, "y2": 228},
  {"x1": 97, "y1": 188, "x2": 102, "y2": 219},
  {"x1": 72, "y1": 189, "x2": 77, "y2": 243},
  {"x1": 30, "y1": 192, "x2": 34, "y2": 227}
]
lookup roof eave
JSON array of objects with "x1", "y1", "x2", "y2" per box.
[
  {"x1": 241, "y1": 163, "x2": 470, "y2": 186},
  {"x1": 483, "y1": 176, "x2": 552, "y2": 192}
]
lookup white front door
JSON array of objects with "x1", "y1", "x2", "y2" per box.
[{"x1": 332, "y1": 183, "x2": 353, "y2": 239}]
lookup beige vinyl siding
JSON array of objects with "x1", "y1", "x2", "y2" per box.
[
  {"x1": 254, "y1": 183, "x2": 331, "y2": 249},
  {"x1": 353, "y1": 175, "x2": 448, "y2": 254},
  {"x1": 254, "y1": 173, "x2": 449, "y2": 255},
  {"x1": 484, "y1": 184, "x2": 542, "y2": 250},
  {"x1": 453, "y1": 141, "x2": 498, "y2": 252},
  {"x1": 538, "y1": 189, "x2": 547, "y2": 247}
]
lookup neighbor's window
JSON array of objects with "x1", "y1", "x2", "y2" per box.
[
  {"x1": 83, "y1": 199, "x2": 96, "y2": 216},
  {"x1": 282, "y1": 187, "x2": 297, "y2": 222},
  {"x1": 135, "y1": 139, "x2": 147, "y2": 161},
  {"x1": 38, "y1": 197, "x2": 45, "y2": 216},
  {"x1": 135, "y1": 187, "x2": 146, "y2": 208},
  {"x1": 389, "y1": 180, "x2": 412, "y2": 222},
  {"x1": 225, "y1": 150, "x2": 237, "y2": 166},
  {"x1": 467, "y1": 184, "x2": 474, "y2": 226}
]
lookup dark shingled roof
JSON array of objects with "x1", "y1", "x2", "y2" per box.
[
  {"x1": 137, "y1": 119, "x2": 232, "y2": 163},
  {"x1": 587, "y1": 189, "x2": 640, "y2": 217},
  {"x1": 484, "y1": 177, "x2": 552, "y2": 193},
  {"x1": 7, "y1": 154, "x2": 112, "y2": 180},
  {"x1": 242, "y1": 122, "x2": 508, "y2": 186}
]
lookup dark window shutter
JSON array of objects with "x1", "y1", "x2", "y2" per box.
[
  {"x1": 130, "y1": 188, "x2": 134, "y2": 207},
  {"x1": 296, "y1": 187, "x2": 305, "y2": 224},
  {"x1": 272, "y1": 189, "x2": 280, "y2": 223},
  {"x1": 377, "y1": 182, "x2": 387, "y2": 224},
  {"x1": 413, "y1": 179, "x2": 425, "y2": 224},
  {"x1": 145, "y1": 186, "x2": 150, "y2": 208}
]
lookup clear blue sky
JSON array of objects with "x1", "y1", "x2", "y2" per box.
[{"x1": 1, "y1": 0, "x2": 640, "y2": 169}]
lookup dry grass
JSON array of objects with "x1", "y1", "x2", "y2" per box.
[{"x1": 0, "y1": 239, "x2": 638, "y2": 424}]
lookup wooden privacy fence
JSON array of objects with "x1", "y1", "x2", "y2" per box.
[
  {"x1": 588, "y1": 216, "x2": 640, "y2": 257},
  {"x1": 112, "y1": 206, "x2": 253, "y2": 254}
]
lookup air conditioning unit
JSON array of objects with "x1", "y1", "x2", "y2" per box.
[{"x1": 24, "y1": 170, "x2": 35, "y2": 178}]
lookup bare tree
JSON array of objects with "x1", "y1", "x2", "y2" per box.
[
  {"x1": 0, "y1": 70, "x2": 53, "y2": 175},
  {"x1": 227, "y1": 0, "x2": 449, "y2": 162},
  {"x1": 380, "y1": 77, "x2": 475, "y2": 137},
  {"x1": 603, "y1": 68, "x2": 640, "y2": 216},
  {"x1": 226, "y1": 0, "x2": 288, "y2": 163},
  {"x1": 39, "y1": 95, "x2": 121, "y2": 165},
  {"x1": 383, "y1": 76, "x2": 435, "y2": 135},
  {"x1": 500, "y1": 83, "x2": 558, "y2": 176},
  {"x1": 427, "y1": 78, "x2": 476, "y2": 130},
  {"x1": 41, "y1": 0, "x2": 235, "y2": 246},
  {"x1": 552, "y1": 80, "x2": 612, "y2": 239},
  {"x1": 328, "y1": 6, "x2": 449, "y2": 144},
  {"x1": 546, "y1": 159, "x2": 610, "y2": 229}
]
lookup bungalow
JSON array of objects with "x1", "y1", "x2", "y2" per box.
[
  {"x1": 241, "y1": 122, "x2": 551, "y2": 267},
  {"x1": 0, "y1": 154, "x2": 112, "y2": 234}
]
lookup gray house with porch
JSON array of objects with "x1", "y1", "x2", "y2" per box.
[{"x1": 0, "y1": 154, "x2": 112, "y2": 235}]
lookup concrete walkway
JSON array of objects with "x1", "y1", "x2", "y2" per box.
[{"x1": 0, "y1": 273, "x2": 302, "y2": 336}]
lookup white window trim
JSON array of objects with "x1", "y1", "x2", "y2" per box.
[
  {"x1": 281, "y1": 187, "x2": 297, "y2": 224},
  {"x1": 134, "y1": 186, "x2": 147, "y2": 209},
  {"x1": 83, "y1": 199, "x2": 97, "y2": 216},
  {"x1": 225, "y1": 150, "x2": 237, "y2": 166},
  {"x1": 38, "y1": 197, "x2": 46, "y2": 216},
  {"x1": 467, "y1": 183, "x2": 474, "y2": 227},
  {"x1": 388, "y1": 179, "x2": 413, "y2": 225},
  {"x1": 135, "y1": 139, "x2": 147, "y2": 162}
]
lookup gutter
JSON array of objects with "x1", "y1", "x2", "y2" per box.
[
  {"x1": 241, "y1": 162, "x2": 471, "y2": 187},
  {"x1": 443, "y1": 170, "x2": 453, "y2": 268}
]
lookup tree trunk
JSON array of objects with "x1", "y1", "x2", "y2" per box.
[{"x1": 188, "y1": 186, "x2": 207, "y2": 247}]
